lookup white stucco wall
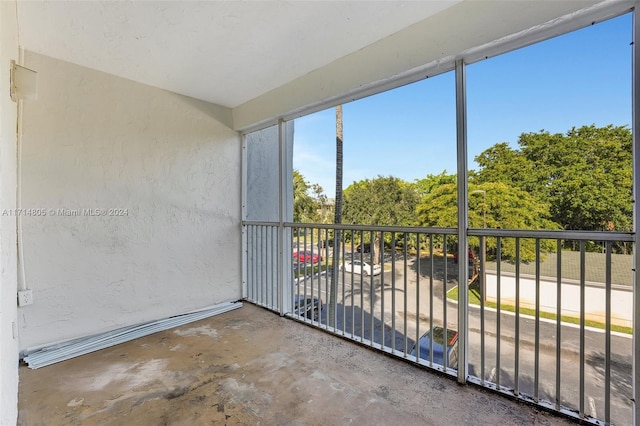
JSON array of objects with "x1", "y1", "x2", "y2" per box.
[
  {"x1": 0, "y1": 2, "x2": 19, "y2": 424},
  {"x1": 17, "y1": 52, "x2": 242, "y2": 351},
  {"x1": 485, "y1": 273, "x2": 632, "y2": 328},
  {"x1": 244, "y1": 122, "x2": 294, "y2": 222},
  {"x1": 245, "y1": 125, "x2": 280, "y2": 223}
]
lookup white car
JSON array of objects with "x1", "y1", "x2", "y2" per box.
[{"x1": 340, "y1": 260, "x2": 382, "y2": 276}]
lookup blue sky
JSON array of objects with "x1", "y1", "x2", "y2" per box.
[{"x1": 293, "y1": 13, "x2": 632, "y2": 199}]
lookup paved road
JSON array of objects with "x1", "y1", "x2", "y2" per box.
[{"x1": 294, "y1": 255, "x2": 632, "y2": 425}]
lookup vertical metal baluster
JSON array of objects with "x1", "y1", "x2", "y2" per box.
[
  {"x1": 443, "y1": 236, "x2": 448, "y2": 369},
  {"x1": 391, "y1": 232, "x2": 397, "y2": 353},
  {"x1": 338, "y1": 227, "x2": 344, "y2": 331},
  {"x1": 556, "y1": 239, "x2": 562, "y2": 410},
  {"x1": 275, "y1": 226, "x2": 279, "y2": 310},
  {"x1": 260, "y1": 225, "x2": 264, "y2": 304},
  {"x1": 264, "y1": 225, "x2": 268, "y2": 306},
  {"x1": 342, "y1": 229, "x2": 347, "y2": 335},
  {"x1": 480, "y1": 235, "x2": 485, "y2": 385},
  {"x1": 311, "y1": 227, "x2": 315, "y2": 322},
  {"x1": 351, "y1": 231, "x2": 355, "y2": 338},
  {"x1": 579, "y1": 241, "x2": 586, "y2": 418},
  {"x1": 295, "y1": 227, "x2": 300, "y2": 314},
  {"x1": 605, "y1": 242, "x2": 612, "y2": 425},
  {"x1": 247, "y1": 226, "x2": 252, "y2": 301},
  {"x1": 292, "y1": 227, "x2": 296, "y2": 315},
  {"x1": 429, "y1": 234, "x2": 434, "y2": 366},
  {"x1": 380, "y1": 231, "x2": 386, "y2": 350},
  {"x1": 324, "y1": 228, "x2": 329, "y2": 329},
  {"x1": 255, "y1": 226, "x2": 259, "y2": 304},
  {"x1": 534, "y1": 239, "x2": 541, "y2": 403},
  {"x1": 370, "y1": 230, "x2": 375, "y2": 346},
  {"x1": 247, "y1": 225, "x2": 258, "y2": 302},
  {"x1": 255, "y1": 226, "x2": 260, "y2": 304},
  {"x1": 321, "y1": 227, "x2": 325, "y2": 327},
  {"x1": 403, "y1": 233, "x2": 408, "y2": 356},
  {"x1": 261, "y1": 225, "x2": 266, "y2": 305},
  {"x1": 270, "y1": 226, "x2": 275, "y2": 309},
  {"x1": 255, "y1": 225, "x2": 259, "y2": 303},
  {"x1": 303, "y1": 229, "x2": 308, "y2": 322},
  {"x1": 271, "y1": 226, "x2": 276, "y2": 309},
  {"x1": 276, "y1": 226, "x2": 280, "y2": 310},
  {"x1": 308, "y1": 228, "x2": 320, "y2": 322},
  {"x1": 264, "y1": 226, "x2": 268, "y2": 307},
  {"x1": 267, "y1": 226, "x2": 271, "y2": 308},
  {"x1": 515, "y1": 237, "x2": 520, "y2": 396},
  {"x1": 360, "y1": 229, "x2": 365, "y2": 342},
  {"x1": 268, "y1": 226, "x2": 272, "y2": 307},
  {"x1": 315, "y1": 227, "x2": 320, "y2": 325},
  {"x1": 496, "y1": 236, "x2": 501, "y2": 386},
  {"x1": 416, "y1": 233, "x2": 421, "y2": 362}
]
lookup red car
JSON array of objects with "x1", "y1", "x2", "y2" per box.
[
  {"x1": 453, "y1": 248, "x2": 474, "y2": 264},
  {"x1": 293, "y1": 251, "x2": 319, "y2": 264}
]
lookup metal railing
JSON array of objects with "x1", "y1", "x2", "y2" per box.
[
  {"x1": 244, "y1": 222, "x2": 281, "y2": 312},
  {"x1": 243, "y1": 221, "x2": 634, "y2": 425}
]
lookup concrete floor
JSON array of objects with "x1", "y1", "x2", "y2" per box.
[{"x1": 18, "y1": 303, "x2": 574, "y2": 425}]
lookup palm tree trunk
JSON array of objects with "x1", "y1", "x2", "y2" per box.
[{"x1": 330, "y1": 105, "x2": 343, "y2": 327}]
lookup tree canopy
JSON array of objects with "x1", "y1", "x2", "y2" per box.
[
  {"x1": 293, "y1": 170, "x2": 316, "y2": 223},
  {"x1": 415, "y1": 170, "x2": 456, "y2": 198},
  {"x1": 292, "y1": 124, "x2": 631, "y2": 255},
  {"x1": 343, "y1": 176, "x2": 419, "y2": 226},
  {"x1": 474, "y1": 125, "x2": 632, "y2": 233},
  {"x1": 416, "y1": 182, "x2": 559, "y2": 261}
]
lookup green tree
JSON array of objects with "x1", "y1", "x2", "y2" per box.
[
  {"x1": 343, "y1": 176, "x2": 419, "y2": 263},
  {"x1": 293, "y1": 170, "x2": 315, "y2": 223},
  {"x1": 311, "y1": 183, "x2": 332, "y2": 223},
  {"x1": 415, "y1": 170, "x2": 456, "y2": 198},
  {"x1": 343, "y1": 176, "x2": 419, "y2": 226},
  {"x1": 416, "y1": 182, "x2": 560, "y2": 261},
  {"x1": 475, "y1": 125, "x2": 632, "y2": 238}
]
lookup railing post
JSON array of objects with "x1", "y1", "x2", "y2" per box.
[
  {"x1": 455, "y1": 58, "x2": 469, "y2": 383},
  {"x1": 277, "y1": 119, "x2": 293, "y2": 315},
  {"x1": 632, "y1": 6, "x2": 640, "y2": 426},
  {"x1": 241, "y1": 135, "x2": 248, "y2": 299}
]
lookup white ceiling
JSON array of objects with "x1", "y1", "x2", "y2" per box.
[
  {"x1": 16, "y1": 1, "x2": 627, "y2": 130},
  {"x1": 16, "y1": 1, "x2": 460, "y2": 108}
]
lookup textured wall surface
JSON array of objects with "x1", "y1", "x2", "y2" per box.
[
  {"x1": 18, "y1": 52, "x2": 241, "y2": 351},
  {"x1": 245, "y1": 125, "x2": 279, "y2": 223},
  {"x1": 245, "y1": 122, "x2": 294, "y2": 223},
  {"x1": 0, "y1": 2, "x2": 19, "y2": 423}
]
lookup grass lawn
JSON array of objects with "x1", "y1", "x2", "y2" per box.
[
  {"x1": 485, "y1": 250, "x2": 632, "y2": 286},
  {"x1": 447, "y1": 285, "x2": 632, "y2": 335}
]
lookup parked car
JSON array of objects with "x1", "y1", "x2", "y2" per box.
[
  {"x1": 293, "y1": 251, "x2": 319, "y2": 264},
  {"x1": 340, "y1": 260, "x2": 382, "y2": 276},
  {"x1": 355, "y1": 241, "x2": 392, "y2": 253},
  {"x1": 355, "y1": 243, "x2": 371, "y2": 253},
  {"x1": 409, "y1": 326, "x2": 459, "y2": 369},
  {"x1": 294, "y1": 295, "x2": 322, "y2": 321},
  {"x1": 453, "y1": 248, "x2": 474, "y2": 264},
  {"x1": 318, "y1": 239, "x2": 334, "y2": 249}
]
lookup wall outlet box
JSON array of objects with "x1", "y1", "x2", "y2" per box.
[{"x1": 18, "y1": 289, "x2": 33, "y2": 307}]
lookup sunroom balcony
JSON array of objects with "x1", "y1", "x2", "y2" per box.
[{"x1": 5, "y1": 2, "x2": 639, "y2": 426}]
